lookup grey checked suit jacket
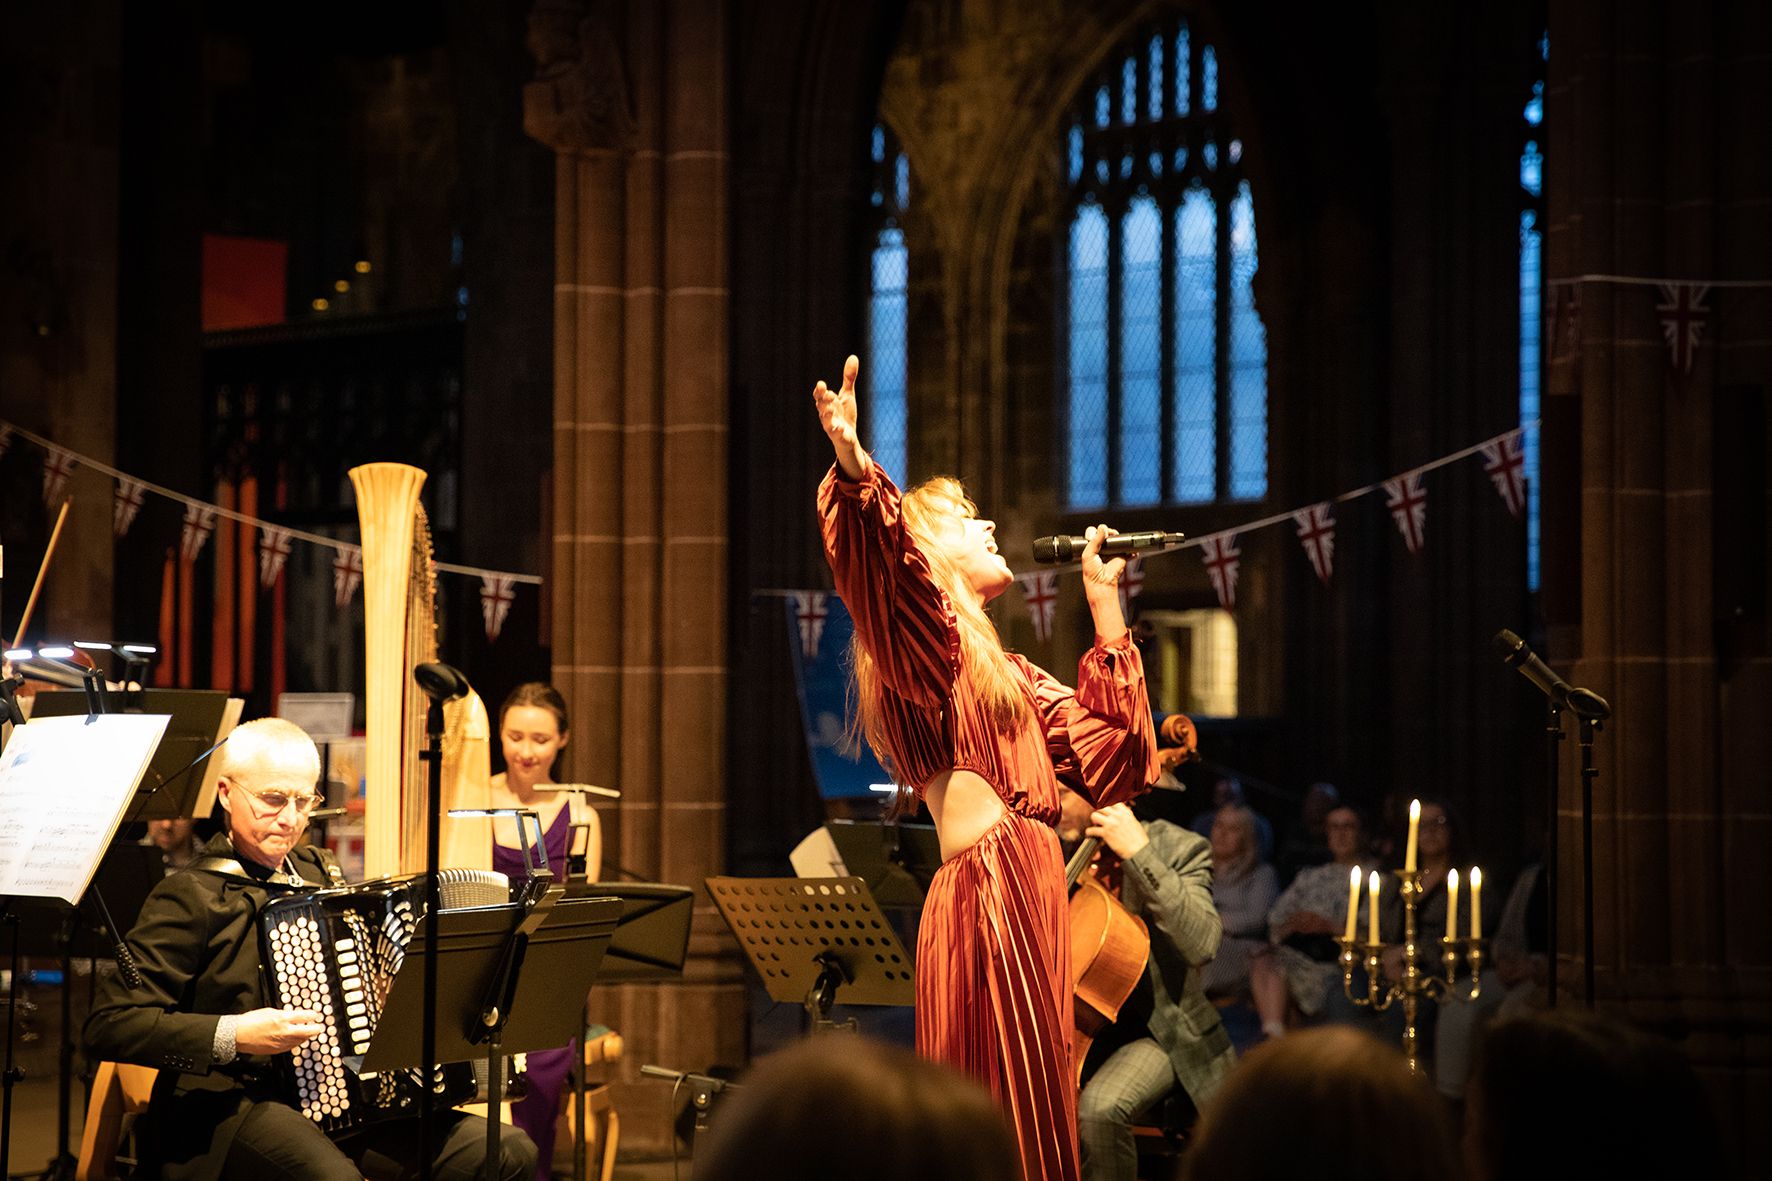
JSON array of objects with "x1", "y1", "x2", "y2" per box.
[{"x1": 1117, "y1": 818, "x2": 1237, "y2": 1107}]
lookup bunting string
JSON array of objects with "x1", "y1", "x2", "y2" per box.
[{"x1": 0, "y1": 417, "x2": 540, "y2": 586}]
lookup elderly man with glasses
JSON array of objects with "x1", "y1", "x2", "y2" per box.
[{"x1": 85, "y1": 716, "x2": 536, "y2": 1181}]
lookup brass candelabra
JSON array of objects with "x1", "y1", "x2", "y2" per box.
[{"x1": 1337, "y1": 869, "x2": 1484, "y2": 1074}]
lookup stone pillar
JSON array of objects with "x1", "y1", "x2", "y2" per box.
[
  {"x1": 1546, "y1": 0, "x2": 1771, "y2": 1164},
  {"x1": 0, "y1": 1, "x2": 121, "y2": 641},
  {"x1": 526, "y1": 0, "x2": 741, "y2": 1153}
]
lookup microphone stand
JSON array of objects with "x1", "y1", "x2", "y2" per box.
[
  {"x1": 1544, "y1": 701, "x2": 1563, "y2": 1009},
  {"x1": 1577, "y1": 714, "x2": 1601, "y2": 1007},
  {"x1": 416, "y1": 683, "x2": 450, "y2": 1181}
]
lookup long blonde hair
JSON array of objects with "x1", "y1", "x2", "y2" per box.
[{"x1": 851, "y1": 477, "x2": 1032, "y2": 778}]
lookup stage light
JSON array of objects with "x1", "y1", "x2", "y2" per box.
[
  {"x1": 311, "y1": 297, "x2": 331, "y2": 312},
  {"x1": 354, "y1": 259, "x2": 371, "y2": 274},
  {"x1": 334, "y1": 279, "x2": 350, "y2": 294}
]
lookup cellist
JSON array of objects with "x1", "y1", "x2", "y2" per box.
[{"x1": 1057, "y1": 712, "x2": 1238, "y2": 1181}]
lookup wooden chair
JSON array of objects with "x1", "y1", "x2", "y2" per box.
[
  {"x1": 565, "y1": 1029, "x2": 623, "y2": 1181},
  {"x1": 75, "y1": 1062, "x2": 158, "y2": 1181}
]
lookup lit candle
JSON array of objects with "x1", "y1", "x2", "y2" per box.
[
  {"x1": 1345, "y1": 865, "x2": 1362, "y2": 941},
  {"x1": 1368, "y1": 870, "x2": 1381, "y2": 945},
  {"x1": 1404, "y1": 798, "x2": 1421, "y2": 873},
  {"x1": 1470, "y1": 867, "x2": 1483, "y2": 936},
  {"x1": 1446, "y1": 868, "x2": 1460, "y2": 942}
]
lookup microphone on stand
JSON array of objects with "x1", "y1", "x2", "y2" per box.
[
  {"x1": 1492, "y1": 629, "x2": 1611, "y2": 720},
  {"x1": 1031, "y1": 531, "x2": 1186, "y2": 564}
]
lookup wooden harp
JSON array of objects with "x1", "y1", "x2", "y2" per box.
[{"x1": 349, "y1": 462, "x2": 492, "y2": 877}]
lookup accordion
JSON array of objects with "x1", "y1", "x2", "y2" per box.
[{"x1": 258, "y1": 870, "x2": 510, "y2": 1133}]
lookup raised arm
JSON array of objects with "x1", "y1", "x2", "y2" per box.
[{"x1": 814, "y1": 356, "x2": 959, "y2": 706}]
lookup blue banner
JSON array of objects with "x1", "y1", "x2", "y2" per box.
[{"x1": 785, "y1": 592, "x2": 897, "y2": 801}]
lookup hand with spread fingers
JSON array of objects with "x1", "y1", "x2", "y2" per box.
[{"x1": 813, "y1": 354, "x2": 867, "y2": 480}]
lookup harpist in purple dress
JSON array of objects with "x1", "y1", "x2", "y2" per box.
[{"x1": 494, "y1": 806, "x2": 576, "y2": 1181}]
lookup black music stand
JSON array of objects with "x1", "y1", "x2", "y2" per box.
[
  {"x1": 5, "y1": 845, "x2": 163, "y2": 1181},
  {"x1": 362, "y1": 895, "x2": 622, "y2": 1179},
  {"x1": 569, "y1": 882, "x2": 694, "y2": 984},
  {"x1": 558, "y1": 883, "x2": 693, "y2": 1181},
  {"x1": 706, "y1": 876, "x2": 914, "y2": 1034},
  {"x1": 30, "y1": 689, "x2": 232, "y2": 822},
  {"x1": 823, "y1": 821, "x2": 942, "y2": 909}
]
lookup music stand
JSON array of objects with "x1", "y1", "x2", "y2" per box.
[
  {"x1": 29, "y1": 689, "x2": 235, "y2": 822},
  {"x1": 822, "y1": 821, "x2": 942, "y2": 909},
  {"x1": 706, "y1": 876, "x2": 914, "y2": 1034},
  {"x1": 567, "y1": 882, "x2": 694, "y2": 984},
  {"x1": 363, "y1": 895, "x2": 622, "y2": 1178}
]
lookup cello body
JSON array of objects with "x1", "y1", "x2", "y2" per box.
[{"x1": 1068, "y1": 867, "x2": 1150, "y2": 1077}]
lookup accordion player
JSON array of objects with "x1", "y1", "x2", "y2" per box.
[{"x1": 83, "y1": 717, "x2": 536, "y2": 1181}]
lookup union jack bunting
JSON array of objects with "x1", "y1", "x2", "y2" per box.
[
  {"x1": 1018, "y1": 571, "x2": 1059, "y2": 643},
  {"x1": 1118, "y1": 555, "x2": 1146, "y2": 620},
  {"x1": 42, "y1": 447, "x2": 77, "y2": 506},
  {"x1": 113, "y1": 478, "x2": 147, "y2": 538},
  {"x1": 1383, "y1": 472, "x2": 1428, "y2": 555},
  {"x1": 258, "y1": 527, "x2": 293, "y2": 588},
  {"x1": 1655, "y1": 283, "x2": 1711, "y2": 375},
  {"x1": 1200, "y1": 533, "x2": 1241, "y2": 610},
  {"x1": 179, "y1": 502, "x2": 217, "y2": 562},
  {"x1": 1293, "y1": 502, "x2": 1336, "y2": 585},
  {"x1": 791, "y1": 590, "x2": 829, "y2": 658},
  {"x1": 332, "y1": 545, "x2": 363, "y2": 608},
  {"x1": 480, "y1": 574, "x2": 516, "y2": 642},
  {"x1": 1479, "y1": 432, "x2": 1528, "y2": 519}
]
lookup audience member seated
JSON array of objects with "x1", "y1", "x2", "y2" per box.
[
  {"x1": 1189, "y1": 777, "x2": 1274, "y2": 863},
  {"x1": 1465, "y1": 1009, "x2": 1720, "y2": 1181},
  {"x1": 1275, "y1": 781, "x2": 1340, "y2": 883},
  {"x1": 1488, "y1": 861, "x2": 1546, "y2": 1015},
  {"x1": 1251, "y1": 805, "x2": 1368, "y2": 1038},
  {"x1": 1181, "y1": 1026, "x2": 1461, "y2": 1181},
  {"x1": 693, "y1": 1035, "x2": 1020, "y2": 1181},
  {"x1": 1199, "y1": 805, "x2": 1279, "y2": 1002}
]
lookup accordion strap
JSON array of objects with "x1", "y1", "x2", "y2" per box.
[{"x1": 187, "y1": 855, "x2": 322, "y2": 891}]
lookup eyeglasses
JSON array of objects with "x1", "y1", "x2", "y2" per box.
[{"x1": 235, "y1": 784, "x2": 322, "y2": 815}]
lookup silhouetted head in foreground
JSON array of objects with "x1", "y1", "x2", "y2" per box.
[
  {"x1": 1182, "y1": 1026, "x2": 1460, "y2": 1181},
  {"x1": 693, "y1": 1035, "x2": 1019, "y2": 1181},
  {"x1": 1465, "y1": 1008, "x2": 1719, "y2": 1181}
]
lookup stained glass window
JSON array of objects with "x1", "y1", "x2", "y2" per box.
[
  {"x1": 1520, "y1": 36, "x2": 1546, "y2": 590},
  {"x1": 1063, "y1": 18, "x2": 1267, "y2": 509},
  {"x1": 868, "y1": 124, "x2": 909, "y2": 483}
]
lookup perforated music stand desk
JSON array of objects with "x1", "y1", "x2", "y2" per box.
[
  {"x1": 823, "y1": 820, "x2": 942, "y2": 909},
  {"x1": 30, "y1": 689, "x2": 232, "y2": 821},
  {"x1": 706, "y1": 876, "x2": 914, "y2": 1031},
  {"x1": 565, "y1": 882, "x2": 694, "y2": 983},
  {"x1": 362, "y1": 894, "x2": 623, "y2": 1070}
]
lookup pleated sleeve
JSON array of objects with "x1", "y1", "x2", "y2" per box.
[
  {"x1": 817, "y1": 461, "x2": 960, "y2": 708},
  {"x1": 1027, "y1": 633, "x2": 1159, "y2": 808}
]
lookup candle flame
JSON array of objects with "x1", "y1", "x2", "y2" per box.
[
  {"x1": 1350, "y1": 865, "x2": 1362, "y2": 886},
  {"x1": 1448, "y1": 867, "x2": 1459, "y2": 891},
  {"x1": 1471, "y1": 866, "x2": 1482, "y2": 888},
  {"x1": 1409, "y1": 798, "x2": 1421, "y2": 821}
]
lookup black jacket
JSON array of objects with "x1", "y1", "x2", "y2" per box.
[{"x1": 83, "y1": 833, "x2": 341, "y2": 1181}]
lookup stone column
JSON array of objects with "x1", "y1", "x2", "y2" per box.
[
  {"x1": 1546, "y1": 0, "x2": 1772, "y2": 1163},
  {"x1": 526, "y1": 0, "x2": 742, "y2": 1152}
]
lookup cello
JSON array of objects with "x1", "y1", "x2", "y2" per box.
[{"x1": 1067, "y1": 713, "x2": 1198, "y2": 1078}]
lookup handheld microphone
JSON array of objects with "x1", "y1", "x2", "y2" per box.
[
  {"x1": 1492, "y1": 629, "x2": 1612, "y2": 720},
  {"x1": 1031, "y1": 531, "x2": 1185, "y2": 564}
]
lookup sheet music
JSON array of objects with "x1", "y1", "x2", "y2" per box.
[{"x1": 0, "y1": 713, "x2": 170, "y2": 905}]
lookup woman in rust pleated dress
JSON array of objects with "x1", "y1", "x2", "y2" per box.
[{"x1": 814, "y1": 355, "x2": 1158, "y2": 1181}]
